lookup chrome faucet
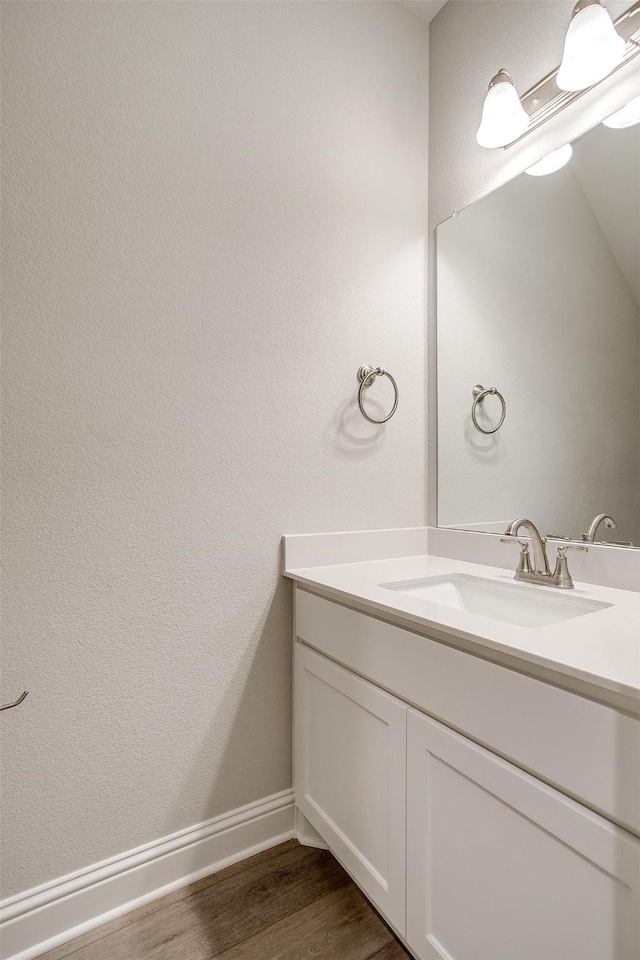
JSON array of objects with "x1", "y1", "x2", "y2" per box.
[
  {"x1": 583, "y1": 513, "x2": 617, "y2": 543},
  {"x1": 502, "y1": 518, "x2": 587, "y2": 589}
]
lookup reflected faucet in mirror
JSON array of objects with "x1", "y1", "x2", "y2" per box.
[
  {"x1": 502, "y1": 518, "x2": 587, "y2": 589},
  {"x1": 583, "y1": 513, "x2": 617, "y2": 543}
]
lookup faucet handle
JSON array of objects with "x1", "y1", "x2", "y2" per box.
[
  {"x1": 556, "y1": 544, "x2": 588, "y2": 558},
  {"x1": 500, "y1": 538, "x2": 532, "y2": 575},
  {"x1": 553, "y1": 544, "x2": 587, "y2": 589}
]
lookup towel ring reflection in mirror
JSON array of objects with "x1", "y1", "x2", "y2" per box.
[
  {"x1": 471, "y1": 384, "x2": 506, "y2": 434},
  {"x1": 357, "y1": 366, "x2": 399, "y2": 424}
]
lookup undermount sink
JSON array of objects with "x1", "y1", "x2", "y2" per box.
[{"x1": 379, "y1": 574, "x2": 612, "y2": 629}]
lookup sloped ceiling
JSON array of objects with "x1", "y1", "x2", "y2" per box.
[
  {"x1": 572, "y1": 124, "x2": 640, "y2": 310},
  {"x1": 397, "y1": 1, "x2": 447, "y2": 24}
]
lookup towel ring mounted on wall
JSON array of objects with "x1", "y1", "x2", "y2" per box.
[
  {"x1": 471, "y1": 384, "x2": 506, "y2": 434},
  {"x1": 357, "y1": 366, "x2": 399, "y2": 424}
]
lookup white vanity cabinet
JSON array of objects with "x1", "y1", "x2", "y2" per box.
[{"x1": 293, "y1": 587, "x2": 640, "y2": 960}]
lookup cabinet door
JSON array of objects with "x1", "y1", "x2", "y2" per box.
[
  {"x1": 295, "y1": 642, "x2": 407, "y2": 934},
  {"x1": 406, "y1": 710, "x2": 640, "y2": 960}
]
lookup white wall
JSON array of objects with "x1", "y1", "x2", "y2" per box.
[
  {"x1": 437, "y1": 159, "x2": 640, "y2": 544},
  {"x1": 428, "y1": 0, "x2": 640, "y2": 525},
  {"x1": 1, "y1": 0, "x2": 428, "y2": 898}
]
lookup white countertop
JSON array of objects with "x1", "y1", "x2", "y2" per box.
[{"x1": 284, "y1": 553, "x2": 640, "y2": 710}]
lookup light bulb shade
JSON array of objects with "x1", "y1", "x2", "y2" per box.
[
  {"x1": 602, "y1": 94, "x2": 640, "y2": 128},
  {"x1": 476, "y1": 72, "x2": 529, "y2": 148},
  {"x1": 524, "y1": 143, "x2": 573, "y2": 176},
  {"x1": 557, "y1": 1, "x2": 625, "y2": 92}
]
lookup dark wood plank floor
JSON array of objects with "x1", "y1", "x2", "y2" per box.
[{"x1": 40, "y1": 840, "x2": 411, "y2": 960}]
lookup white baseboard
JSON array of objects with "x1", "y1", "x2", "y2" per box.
[
  {"x1": 295, "y1": 808, "x2": 329, "y2": 850},
  {"x1": 0, "y1": 789, "x2": 295, "y2": 960}
]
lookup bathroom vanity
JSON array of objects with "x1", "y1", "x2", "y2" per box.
[
  {"x1": 284, "y1": 537, "x2": 640, "y2": 960},
  {"x1": 284, "y1": 109, "x2": 640, "y2": 960}
]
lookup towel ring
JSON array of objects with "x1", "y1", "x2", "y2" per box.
[
  {"x1": 471, "y1": 384, "x2": 506, "y2": 434},
  {"x1": 357, "y1": 366, "x2": 399, "y2": 424}
]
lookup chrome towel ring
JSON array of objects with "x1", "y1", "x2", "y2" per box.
[
  {"x1": 471, "y1": 384, "x2": 506, "y2": 434},
  {"x1": 357, "y1": 366, "x2": 399, "y2": 424}
]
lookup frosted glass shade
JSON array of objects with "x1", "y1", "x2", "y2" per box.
[
  {"x1": 557, "y1": 2, "x2": 625, "y2": 92},
  {"x1": 524, "y1": 144, "x2": 573, "y2": 177},
  {"x1": 476, "y1": 71, "x2": 529, "y2": 148},
  {"x1": 602, "y1": 94, "x2": 640, "y2": 128}
]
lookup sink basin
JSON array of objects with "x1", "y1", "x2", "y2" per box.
[{"x1": 379, "y1": 574, "x2": 612, "y2": 629}]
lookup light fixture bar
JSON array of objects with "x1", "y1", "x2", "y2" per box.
[{"x1": 505, "y1": 0, "x2": 640, "y2": 148}]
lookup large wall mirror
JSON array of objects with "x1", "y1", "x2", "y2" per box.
[{"x1": 436, "y1": 120, "x2": 640, "y2": 548}]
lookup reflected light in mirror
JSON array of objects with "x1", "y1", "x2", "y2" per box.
[
  {"x1": 524, "y1": 143, "x2": 573, "y2": 176},
  {"x1": 556, "y1": 0, "x2": 625, "y2": 92},
  {"x1": 602, "y1": 94, "x2": 640, "y2": 128},
  {"x1": 476, "y1": 70, "x2": 529, "y2": 148}
]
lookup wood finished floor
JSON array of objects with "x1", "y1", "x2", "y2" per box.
[{"x1": 39, "y1": 840, "x2": 411, "y2": 960}]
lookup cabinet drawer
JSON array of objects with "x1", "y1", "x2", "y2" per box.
[
  {"x1": 294, "y1": 643, "x2": 407, "y2": 936},
  {"x1": 295, "y1": 588, "x2": 640, "y2": 835}
]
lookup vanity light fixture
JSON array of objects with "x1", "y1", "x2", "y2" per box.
[
  {"x1": 602, "y1": 92, "x2": 640, "y2": 126},
  {"x1": 557, "y1": 0, "x2": 625, "y2": 92},
  {"x1": 524, "y1": 143, "x2": 573, "y2": 176},
  {"x1": 476, "y1": 2, "x2": 640, "y2": 149},
  {"x1": 476, "y1": 70, "x2": 530, "y2": 148}
]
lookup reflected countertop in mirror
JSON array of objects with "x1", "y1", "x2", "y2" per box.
[{"x1": 436, "y1": 119, "x2": 640, "y2": 549}]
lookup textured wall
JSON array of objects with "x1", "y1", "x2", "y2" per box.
[
  {"x1": 1, "y1": 0, "x2": 428, "y2": 897},
  {"x1": 437, "y1": 159, "x2": 640, "y2": 543}
]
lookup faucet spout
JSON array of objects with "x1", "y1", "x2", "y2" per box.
[
  {"x1": 583, "y1": 514, "x2": 617, "y2": 543},
  {"x1": 504, "y1": 518, "x2": 551, "y2": 576}
]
